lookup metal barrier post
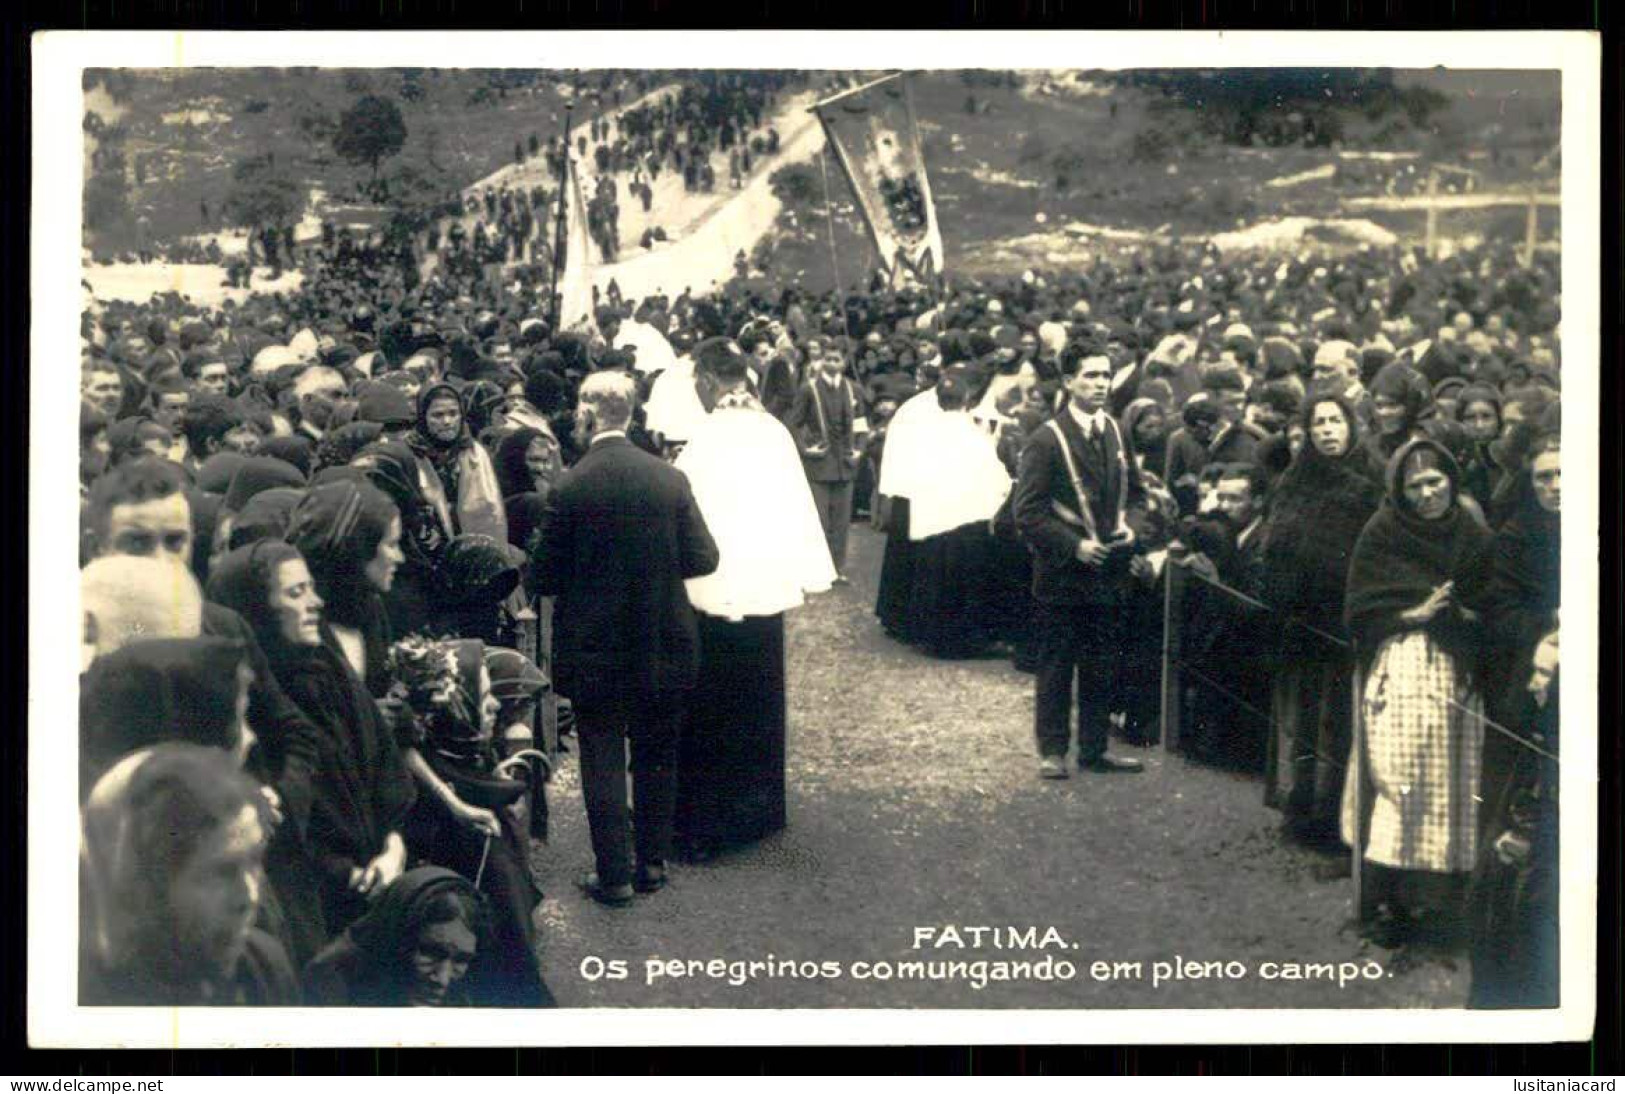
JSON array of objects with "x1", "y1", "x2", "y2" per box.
[{"x1": 1160, "y1": 560, "x2": 1184, "y2": 753}]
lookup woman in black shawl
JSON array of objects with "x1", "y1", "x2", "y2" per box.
[
  {"x1": 80, "y1": 744, "x2": 298, "y2": 1007},
  {"x1": 1464, "y1": 431, "x2": 1561, "y2": 1007},
  {"x1": 1259, "y1": 390, "x2": 1383, "y2": 854},
  {"x1": 303, "y1": 866, "x2": 489, "y2": 1006},
  {"x1": 284, "y1": 479, "x2": 404, "y2": 697},
  {"x1": 1362, "y1": 361, "x2": 1434, "y2": 467},
  {"x1": 207, "y1": 540, "x2": 416, "y2": 943},
  {"x1": 1452, "y1": 382, "x2": 1505, "y2": 514},
  {"x1": 1342, "y1": 436, "x2": 1492, "y2": 947},
  {"x1": 350, "y1": 439, "x2": 452, "y2": 643}
]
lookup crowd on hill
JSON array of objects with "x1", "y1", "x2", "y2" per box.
[{"x1": 76, "y1": 222, "x2": 1562, "y2": 1009}]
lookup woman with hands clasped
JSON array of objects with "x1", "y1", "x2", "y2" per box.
[
  {"x1": 207, "y1": 537, "x2": 416, "y2": 951},
  {"x1": 1341, "y1": 437, "x2": 1491, "y2": 950}
]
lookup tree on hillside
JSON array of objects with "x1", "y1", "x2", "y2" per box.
[
  {"x1": 222, "y1": 152, "x2": 302, "y2": 234},
  {"x1": 333, "y1": 95, "x2": 408, "y2": 182}
]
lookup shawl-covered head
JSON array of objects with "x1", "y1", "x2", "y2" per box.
[
  {"x1": 440, "y1": 534, "x2": 521, "y2": 608},
  {"x1": 492, "y1": 426, "x2": 559, "y2": 501},
  {"x1": 284, "y1": 479, "x2": 399, "y2": 629},
  {"x1": 410, "y1": 381, "x2": 473, "y2": 460},
  {"x1": 205, "y1": 540, "x2": 308, "y2": 668},
  {"x1": 80, "y1": 636, "x2": 248, "y2": 791},
  {"x1": 351, "y1": 439, "x2": 449, "y2": 571},
  {"x1": 223, "y1": 456, "x2": 305, "y2": 514},
  {"x1": 227, "y1": 487, "x2": 305, "y2": 551},
  {"x1": 257, "y1": 435, "x2": 315, "y2": 479},
  {"x1": 1344, "y1": 436, "x2": 1491, "y2": 659},
  {"x1": 80, "y1": 743, "x2": 270, "y2": 994},
  {"x1": 331, "y1": 866, "x2": 487, "y2": 1006}
]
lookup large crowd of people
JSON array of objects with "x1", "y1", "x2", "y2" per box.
[{"x1": 77, "y1": 199, "x2": 1562, "y2": 1010}]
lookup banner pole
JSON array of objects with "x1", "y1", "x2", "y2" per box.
[{"x1": 817, "y1": 138, "x2": 854, "y2": 344}]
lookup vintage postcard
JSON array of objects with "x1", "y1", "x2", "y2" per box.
[{"x1": 30, "y1": 30, "x2": 1600, "y2": 1046}]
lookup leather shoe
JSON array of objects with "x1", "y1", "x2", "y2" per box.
[
  {"x1": 634, "y1": 862, "x2": 668, "y2": 894},
  {"x1": 579, "y1": 873, "x2": 634, "y2": 907},
  {"x1": 1038, "y1": 756, "x2": 1070, "y2": 780},
  {"x1": 1080, "y1": 754, "x2": 1144, "y2": 774}
]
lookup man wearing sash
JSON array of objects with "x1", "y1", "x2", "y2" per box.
[
  {"x1": 1014, "y1": 354, "x2": 1146, "y2": 779},
  {"x1": 787, "y1": 339, "x2": 867, "y2": 585}
]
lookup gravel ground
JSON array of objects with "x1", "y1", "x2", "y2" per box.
[{"x1": 529, "y1": 525, "x2": 1466, "y2": 1009}]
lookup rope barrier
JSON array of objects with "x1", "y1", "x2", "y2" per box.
[
  {"x1": 1446, "y1": 696, "x2": 1560, "y2": 763},
  {"x1": 1177, "y1": 561, "x2": 1351, "y2": 652},
  {"x1": 1167, "y1": 561, "x2": 1559, "y2": 764},
  {"x1": 1168, "y1": 656, "x2": 1350, "y2": 774}
]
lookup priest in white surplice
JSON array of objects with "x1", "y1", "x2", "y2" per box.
[{"x1": 669, "y1": 337, "x2": 836, "y2": 861}]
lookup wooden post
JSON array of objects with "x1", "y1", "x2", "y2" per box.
[
  {"x1": 1349, "y1": 661, "x2": 1366, "y2": 920},
  {"x1": 538, "y1": 595, "x2": 558, "y2": 756},
  {"x1": 1524, "y1": 189, "x2": 1539, "y2": 268},
  {"x1": 1160, "y1": 560, "x2": 1184, "y2": 753},
  {"x1": 1424, "y1": 171, "x2": 1438, "y2": 259}
]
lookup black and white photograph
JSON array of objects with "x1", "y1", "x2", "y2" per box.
[{"x1": 29, "y1": 30, "x2": 1600, "y2": 1047}]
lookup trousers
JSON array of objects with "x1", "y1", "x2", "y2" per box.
[
  {"x1": 1033, "y1": 601, "x2": 1124, "y2": 764},
  {"x1": 573, "y1": 690, "x2": 683, "y2": 888},
  {"x1": 808, "y1": 479, "x2": 854, "y2": 573}
]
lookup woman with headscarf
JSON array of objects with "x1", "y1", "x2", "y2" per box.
[
  {"x1": 1341, "y1": 437, "x2": 1491, "y2": 948},
  {"x1": 1363, "y1": 360, "x2": 1434, "y2": 467},
  {"x1": 350, "y1": 439, "x2": 453, "y2": 643},
  {"x1": 79, "y1": 636, "x2": 255, "y2": 798},
  {"x1": 207, "y1": 539, "x2": 416, "y2": 942},
  {"x1": 80, "y1": 744, "x2": 298, "y2": 1006},
  {"x1": 1463, "y1": 431, "x2": 1561, "y2": 1007},
  {"x1": 387, "y1": 636, "x2": 553, "y2": 1006},
  {"x1": 1119, "y1": 397, "x2": 1170, "y2": 480},
  {"x1": 407, "y1": 381, "x2": 508, "y2": 545},
  {"x1": 491, "y1": 424, "x2": 563, "y2": 556},
  {"x1": 303, "y1": 866, "x2": 489, "y2": 1007},
  {"x1": 1452, "y1": 382, "x2": 1504, "y2": 513},
  {"x1": 226, "y1": 486, "x2": 305, "y2": 552},
  {"x1": 1258, "y1": 390, "x2": 1384, "y2": 856},
  {"x1": 284, "y1": 479, "x2": 406, "y2": 697}
]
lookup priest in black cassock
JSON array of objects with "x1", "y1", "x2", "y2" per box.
[{"x1": 671, "y1": 338, "x2": 836, "y2": 861}]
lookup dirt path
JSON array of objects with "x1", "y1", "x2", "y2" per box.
[{"x1": 527, "y1": 524, "x2": 1467, "y2": 1010}]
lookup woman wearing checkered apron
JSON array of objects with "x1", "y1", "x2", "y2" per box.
[{"x1": 1342, "y1": 437, "x2": 1492, "y2": 947}]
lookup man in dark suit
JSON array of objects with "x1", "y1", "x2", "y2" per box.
[
  {"x1": 786, "y1": 338, "x2": 866, "y2": 583},
  {"x1": 534, "y1": 371, "x2": 720, "y2": 905},
  {"x1": 1014, "y1": 354, "x2": 1146, "y2": 779}
]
